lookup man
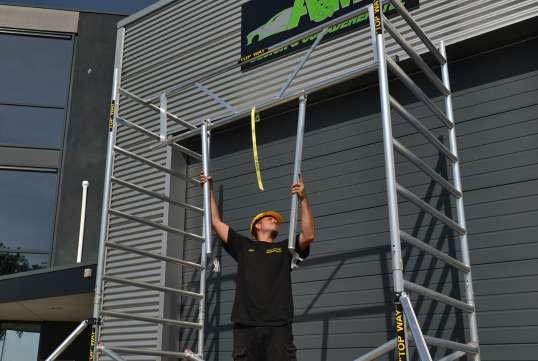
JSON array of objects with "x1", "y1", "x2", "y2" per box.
[{"x1": 200, "y1": 173, "x2": 315, "y2": 361}]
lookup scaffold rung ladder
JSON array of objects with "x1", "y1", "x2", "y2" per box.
[
  {"x1": 368, "y1": 0, "x2": 481, "y2": 360},
  {"x1": 44, "y1": 24, "x2": 214, "y2": 358},
  {"x1": 44, "y1": 1, "x2": 481, "y2": 361}
]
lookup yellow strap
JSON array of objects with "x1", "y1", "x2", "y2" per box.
[{"x1": 251, "y1": 106, "x2": 264, "y2": 191}]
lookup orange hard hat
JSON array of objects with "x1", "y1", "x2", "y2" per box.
[{"x1": 250, "y1": 210, "x2": 284, "y2": 238}]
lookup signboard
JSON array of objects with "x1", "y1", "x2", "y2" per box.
[{"x1": 240, "y1": 0, "x2": 419, "y2": 70}]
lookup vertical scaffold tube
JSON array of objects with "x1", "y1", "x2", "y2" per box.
[
  {"x1": 368, "y1": 5, "x2": 378, "y2": 63},
  {"x1": 440, "y1": 41, "x2": 481, "y2": 361},
  {"x1": 373, "y1": 0, "x2": 404, "y2": 294},
  {"x1": 198, "y1": 120, "x2": 211, "y2": 358},
  {"x1": 288, "y1": 95, "x2": 307, "y2": 264},
  {"x1": 372, "y1": 3, "x2": 431, "y2": 359},
  {"x1": 92, "y1": 27, "x2": 125, "y2": 361},
  {"x1": 159, "y1": 93, "x2": 168, "y2": 141},
  {"x1": 201, "y1": 120, "x2": 212, "y2": 256}
]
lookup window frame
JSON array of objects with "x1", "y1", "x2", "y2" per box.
[
  {"x1": 0, "y1": 168, "x2": 60, "y2": 275},
  {"x1": 0, "y1": 28, "x2": 76, "y2": 279}
]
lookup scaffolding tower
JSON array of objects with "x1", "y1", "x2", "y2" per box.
[{"x1": 46, "y1": 1, "x2": 480, "y2": 360}]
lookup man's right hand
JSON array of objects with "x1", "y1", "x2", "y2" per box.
[
  {"x1": 200, "y1": 172, "x2": 213, "y2": 189},
  {"x1": 199, "y1": 171, "x2": 230, "y2": 242}
]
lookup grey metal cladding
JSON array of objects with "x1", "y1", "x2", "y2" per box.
[
  {"x1": 99, "y1": 105, "x2": 170, "y2": 360},
  {"x1": 118, "y1": 0, "x2": 538, "y2": 131},
  {"x1": 109, "y1": 1, "x2": 538, "y2": 359},
  {"x1": 178, "y1": 64, "x2": 538, "y2": 359}
]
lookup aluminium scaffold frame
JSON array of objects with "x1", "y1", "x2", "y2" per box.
[{"x1": 45, "y1": 1, "x2": 481, "y2": 360}]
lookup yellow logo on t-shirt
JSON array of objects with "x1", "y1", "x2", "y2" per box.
[
  {"x1": 248, "y1": 248, "x2": 255, "y2": 253},
  {"x1": 266, "y1": 247, "x2": 282, "y2": 254}
]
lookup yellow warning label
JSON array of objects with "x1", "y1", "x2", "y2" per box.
[
  {"x1": 108, "y1": 101, "x2": 115, "y2": 131},
  {"x1": 394, "y1": 301, "x2": 408, "y2": 361},
  {"x1": 88, "y1": 329, "x2": 95, "y2": 361},
  {"x1": 373, "y1": 0, "x2": 382, "y2": 34}
]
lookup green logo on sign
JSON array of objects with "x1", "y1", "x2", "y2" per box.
[
  {"x1": 240, "y1": 0, "x2": 418, "y2": 69},
  {"x1": 247, "y1": 0, "x2": 365, "y2": 45}
]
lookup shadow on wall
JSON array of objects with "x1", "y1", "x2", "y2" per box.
[
  {"x1": 168, "y1": 31, "x2": 538, "y2": 361},
  {"x1": 178, "y1": 147, "x2": 466, "y2": 361}
]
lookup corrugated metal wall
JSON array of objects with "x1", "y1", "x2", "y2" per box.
[
  {"x1": 100, "y1": 0, "x2": 538, "y2": 359},
  {"x1": 117, "y1": 0, "x2": 538, "y2": 130},
  {"x1": 99, "y1": 145, "x2": 170, "y2": 358},
  {"x1": 181, "y1": 37, "x2": 538, "y2": 360}
]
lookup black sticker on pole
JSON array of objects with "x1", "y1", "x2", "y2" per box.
[
  {"x1": 373, "y1": 0, "x2": 382, "y2": 34},
  {"x1": 108, "y1": 101, "x2": 115, "y2": 132},
  {"x1": 394, "y1": 298, "x2": 408, "y2": 361}
]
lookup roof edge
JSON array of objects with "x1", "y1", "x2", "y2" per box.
[{"x1": 117, "y1": 0, "x2": 176, "y2": 28}]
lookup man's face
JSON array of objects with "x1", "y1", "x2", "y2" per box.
[{"x1": 255, "y1": 215, "x2": 280, "y2": 238}]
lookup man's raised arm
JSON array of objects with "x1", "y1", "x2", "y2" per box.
[{"x1": 292, "y1": 176, "x2": 315, "y2": 250}]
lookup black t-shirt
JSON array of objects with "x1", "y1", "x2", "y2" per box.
[{"x1": 222, "y1": 228, "x2": 310, "y2": 326}]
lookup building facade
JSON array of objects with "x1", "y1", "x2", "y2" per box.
[
  {"x1": 100, "y1": 1, "x2": 538, "y2": 361},
  {"x1": 1, "y1": 0, "x2": 537, "y2": 360},
  {"x1": 0, "y1": 3, "x2": 140, "y2": 360}
]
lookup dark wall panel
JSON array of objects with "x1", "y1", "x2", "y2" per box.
[
  {"x1": 53, "y1": 13, "x2": 123, "y2": 267},
  {"x1": 180, "y1": 36, "x2": 538, "y2": 361},
  {"x1": 38, "y1": 321, "x2": 91, "y2": 361}
]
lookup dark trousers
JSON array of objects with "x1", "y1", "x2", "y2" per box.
[{"x1": 233, "y1": 323, "x2": 297, "y2": 361}]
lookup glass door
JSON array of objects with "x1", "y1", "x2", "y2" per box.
[{"x1": 0, "y1": 323, "x2": 40, "y2": 361}]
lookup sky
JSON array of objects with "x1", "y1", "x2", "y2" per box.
[{"x1": 0, "y1": 0, "x2": 160, "y2": 15}]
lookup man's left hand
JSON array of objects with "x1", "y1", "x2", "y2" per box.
[{"x1": 291, "y1": 175, "x2": 306, "y2": 201}]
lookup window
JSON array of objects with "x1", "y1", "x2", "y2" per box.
[
  {"x1": 0, "y1": 105, "x2": 65, "y2": 149},
  {"x1": 0, "y1": 33, "x2": 73, "y2": 107},
  {"x1": 0, "y1": 170, "x2": 58, "y2": 275},
  {"x1": 0, "y1": 323, "x2": 40, "y2": 361},
  {"x1": 0, "y1": 168, "x2": 59, "y2": 276},
  {"x1": 0, "y1": 30, "x2": 73, "y2": 276},
  {"x1": 0, "y1": 33, "x2": 72, "y2": 150}
]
